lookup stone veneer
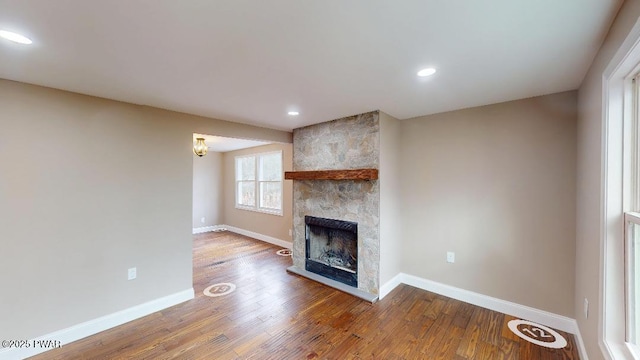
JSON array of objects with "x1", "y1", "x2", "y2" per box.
[{"x1": 291, "y1": 111, "x2": 380, "y2": 295}]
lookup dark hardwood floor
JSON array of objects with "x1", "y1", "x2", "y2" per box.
[{"x1": 30, "y1": 231, "x2": 579, "y2": 359}]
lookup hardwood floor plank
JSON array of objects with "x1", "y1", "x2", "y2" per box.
[
  {"x1": 472, "y1": 341, "x2": 500, "y2": 360},
  {"x1": 322, "y1": 332, "x2": 364, "y2": 359},
  {"x1": 232, "y1": 331, "x2": 272, "y2": 356},
  {"x1": 520, "y1": 338, "x2": 543, "y2": 360},
  {"x1": 427, "y1": 323, "x2": 465, "y2": 359},
  {"x1": 424, "y1": 297, "x2": 447, "y2": 319},
  {"x1": 456, "y1": 307, "x2": 490, "y2": 358},
  {"x1": 404, "y1": 297, "x2": 431, "y2": 321},
  {"x1": 418, "y1": 313, "x2": 455, "y2": 355},
  {"x1": 28, "y1": 231, "x2": 581, "y2": 360},
  {"x1": 497, "y1": 338, "x2": 520, "y2": 360},
  {"x1": 480, "y1": 311, "x2": 504, "y2": 346},
  {"x1": 443, "y1": 297, "x2": 463, "y2": 316}
]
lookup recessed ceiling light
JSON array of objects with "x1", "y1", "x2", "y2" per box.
[
  {"x1": 417, "y1": 68, "x2": 436, "y2": 77},
  {"x1": 288, "y1": 111, "x2": 299, "y2": 116},
  {"x1": 0, "y1": 30, "x2": 32, "y2": 45}
]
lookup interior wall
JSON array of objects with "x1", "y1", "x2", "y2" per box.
[
  {"x1": 399, "y1": 91, "x2": 577, "y2": 317},
  {"x1": 192, "y1": 151, "x2": 223, "y2": 229},
  {"x1": 0, "y1": 79, "x2": 291, "y2": 341},
  {"x1": 379, "y1": 111, "x2": 402, "y2": 288},
  {"x1": 576, "y1": 2, "x2": 640, "y2": 358},
  {"x1": 222, "y1": 143, "x2": 293, "y2": 243}
]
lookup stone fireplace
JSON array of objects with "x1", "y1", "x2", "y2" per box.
[{"x1": 286, "y1": 111, "x2": 381, "y2": 302}]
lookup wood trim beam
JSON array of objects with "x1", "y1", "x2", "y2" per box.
[{"x1": 284, "y1": 169, "x2": 378, "y2": 180}]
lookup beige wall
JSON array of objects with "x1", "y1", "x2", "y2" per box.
[
  {"x1": 379, "y1": 111, "x2": 402, "y2": 286},
  {"x1": 399, "y1": 92, "x2": 577, "y2": 317},
  {"x1": 0, "y1": 79, "x2": 291, "y2": 340},
  {"x1": 192, "y1": 152, "x2": 223, "y2": 229},
  {"x1": 576, "y1": 1, "x2": 640, "y2": 358},
  {"x1": 223, "y1": 143, "x2": 293, "y2": 242}
]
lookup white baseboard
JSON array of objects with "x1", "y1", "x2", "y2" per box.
[
  {"x1": 192, "y1": 225, "x2": 226, "y2": 234},
  {"x1": 381, "y1": 272, "x2": 578, "y2": 335},
  {"x1": 0, "y1": 288, "x2": 194, "y2": 360},
  {"x1": 573, "y1": 322, "x2": 589, "y2": 360},
  {"x1": 223, "y1": 225, "x2": 292, "y2": 249},
  {"x1": 379, "y1": 273, "x2": 403, "y2": 300}
]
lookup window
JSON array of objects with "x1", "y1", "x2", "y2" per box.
[
  {"x1": 602, "y1": 22, "x2": 640, "y2": 359},
  {"x1": 235, "y1": 151, "x2": 283, "y2": 215},
  {"x1": 627, "y1": 212, "x2": 640, "y2": 347},
  {"x1": 627, "y1": 74, "x2": 640, "y2": 354}
]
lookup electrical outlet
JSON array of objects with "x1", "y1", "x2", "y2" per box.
[
  {"x1": 446, "y1": 252, "x2": 455, "y2": 263},
  {"x1": 584, "y1": 298, "x2": 589, "y2": 318},
  {"x1": 200, "y1": 217, "x2": 205, "y2": 224},
  {"x1": 288, "y1": 229, "x2": 292, "y2": 236},
  {"x1": 128, "y1": 267, "x2": 137, "y2": 280}
]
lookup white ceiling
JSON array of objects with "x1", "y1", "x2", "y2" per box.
[
  {"x1": 0, "y1": 1, "x2": 623, "y2": 132},
  {"x1": 193, "y1": 134, "x2": 270, "y2": 153}
]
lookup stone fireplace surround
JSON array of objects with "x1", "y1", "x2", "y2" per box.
[{"x1": 287, "y1": 111, "x2": 380, "y2": 302}]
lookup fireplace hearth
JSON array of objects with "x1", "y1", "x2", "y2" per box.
[{"x1": 305, "y1": 216, "x2": 358, "y2": 287}]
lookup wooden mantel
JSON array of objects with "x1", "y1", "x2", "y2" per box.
[{"x1": 284, "y1": 168, "x2": 378, "y2": 181}]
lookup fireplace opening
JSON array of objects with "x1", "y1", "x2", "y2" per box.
[{"x1": 305, "y1": 215, "x2": 357, "y2": 287}]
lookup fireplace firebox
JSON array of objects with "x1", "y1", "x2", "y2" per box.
[{"x1": 305, "y1": 215, "x2": 357, "y2": 287}]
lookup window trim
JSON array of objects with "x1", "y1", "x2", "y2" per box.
[
  {"x1": 625, "y1": 212, "x2": 640, "y2": 349},
  {"x1": 601, "y1": 17, "x2": 640, "y2": 360},
  {"x1": 234, "y1": 150, "x2": 283, "y2": 216},
  {"x1": 627, "y1": 75, "x2": 640, "y2": 355}
]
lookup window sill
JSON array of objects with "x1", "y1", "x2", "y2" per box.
[
  {"x1": 601, "y1": 339, "x2": 637, "y2": 360},
  {"x1": 628, "y1": 342, "x2": 640, "y2": 360},
  {"x1": 235, "y1": 205, "x2": 283, "y2": 217}
]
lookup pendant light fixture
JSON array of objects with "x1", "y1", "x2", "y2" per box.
[{"x1": 193, "y1": 137, "x2": 208, "y2": 157}]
